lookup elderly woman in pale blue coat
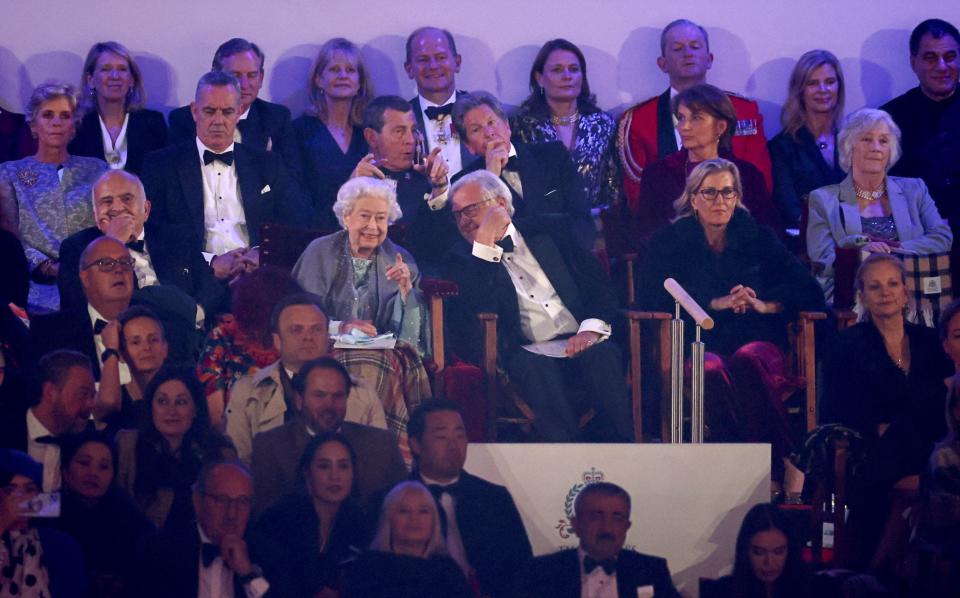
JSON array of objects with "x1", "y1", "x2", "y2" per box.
[
  {"x1": 292, "y1": 176, "x2": 430, "y2": 355},
  {"x1": 806, "y1": 108, "x2": 952, "y2": 302}
]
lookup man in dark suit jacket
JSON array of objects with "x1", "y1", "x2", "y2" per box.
[
  {"x1": 168, "y1": 38, "x2": 293, "y2": 157},
  {"x1": 406, "y1": 399, "x2": 532, "y2": 598},
  {"x1": 250, "y1": 357, "x2": 406, "y2": 514},
  {"x1": 446, "y1": 170, "x2": 631, "y2": 442},
  {"x1": 405, "y1": 26, "x2": 471, "y2": 176},
  {"x1": 451, "y1": 91, "x2": 594, "y2": 250},
  {"x1": 142, "y1": 71, "x2": 306, "y2": 282},
  {"x1": 137, "y1": 460, "x2": 271, "y2": 598},
  {"x1": 59, "y1": 169, "x2": 226, "y2": 316},
  {"x1": 350, "y1": 94, "x2": 460, "y2": 275},
  {"x1": 516, "y1": 482, "x2": 681, "y2": 598},
  {"x1": 33, "y1": 237, "x2": 196, "y2": 380}
]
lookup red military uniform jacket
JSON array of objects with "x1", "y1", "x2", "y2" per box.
[{"x1": 618, "y1": 88, "x2": 772, "y2": 214}]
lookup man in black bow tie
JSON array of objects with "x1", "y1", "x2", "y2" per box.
[
  {"x1": 406, "y1": 26, "x2": 471, "y2": 176},
  {"x1": 405, "y1": 399, "x2": 531, "y2": 598},
  {"x1": 445, "y1": 170, "x2": 632, "y2": 442},
  {"x1": 517, "y1": 482, "x2": 681, "y2": 598},
  {"x1": 141, "y1": 71, "x2": 305, "y2": 285},
  {"x1": 350, "y1": 94, "x2": 460, "y2": 274},
  {"x1": 137, "y1": 460, "x2": 271, "y2": 598},
  {"x1": 58, "y1": 169, "x2": 226, "y2": 317},
  {"x1": 452, "y1": 91, "x2": 594, "y2": 250}
]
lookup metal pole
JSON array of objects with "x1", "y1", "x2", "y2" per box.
[
  {"x1": 670, "y1": 302, "x2": 684, "y2": 444},
  {"x1": 690, "y1": 325, "x2": 705, "y2": 443}
]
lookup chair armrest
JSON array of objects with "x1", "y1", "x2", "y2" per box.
[{"x1": 421, "y1": 277, "x2": 459, "y2": 297}]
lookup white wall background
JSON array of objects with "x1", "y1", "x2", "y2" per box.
[{"x1": 1, "y1": 1, "x2": 957, "y2": 136}]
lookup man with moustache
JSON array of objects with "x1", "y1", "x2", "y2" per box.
[
  {"x1": 250, "y1": 357, "x2": 405, "y2": 513},
  {"x1": 517, "y1": 482, "x2": 681, "y2": 598},
  {"x1": 142, "y1": 71, "x2": 305, "y2": 283},
  {"x1": 168, "y1": 38, "x2": 294, "y2": 158},
  {"x1": 0, "y1": 350, "x2": 95, "y2": 492},
  {"x1": 58, "y1": 169, "x2": 226, "y2": 316},
  {"x1": 618, "y1": 19, "x2": 771, "y2": 213},
  {"x1": 351, "y1": 94, "x2": 459, "y2": 274},
  {"x1": 405, "y1": 26, "x2": 471, "y2": 177},
  {"x1": 225, "y1": 292, "x2": 385, "y2": 465}
]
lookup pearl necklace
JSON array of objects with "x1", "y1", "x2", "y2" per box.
[{"x1": 551, "y1": 111, "x2": 580, "y2": 127}]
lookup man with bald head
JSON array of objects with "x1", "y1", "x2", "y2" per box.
[
  {"x1": 406, "y1": 26, "x2": 471, "y2": 176},
  {"x1": 142, "y1": 71, "x2": 305, "y2": 285},
  {"x1": 58, "y1": 169, "x2": 226, "y2": 315},
  {"x1": 34, "y1": 236, "x2": 195, "y2": 381},
  {"x1": 618, "y1": 18, "x2": 771, "y2": 213}
]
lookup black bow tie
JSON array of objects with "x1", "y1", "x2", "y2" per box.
[
  {"x1": 125, "y1": 239, "x2": 145, "y2": 253},
  {"x1": 584, "y1": 556, "x2": 617, "y2": 575},
  {"x1": 93, "y1": 319, "x2": 108, "y2": 334},
  {"x1": 424, "y1": 104, "x2": 454, "y2": 121},
  {"x1": 496, "y1": 236, "x2": 515, "y2": 253},
  {"x1": 203, "y1": 150, "x2": 234, "y2": 166},
  {"x1": 34, "y1": 435, "x2": 58, "y2": 445},
  {"x1": 426, "y1": 481, "x2": 460, "y2": 499},
  {"x1": 201, "y1": 542, "x2": 221, "y2": 567}
]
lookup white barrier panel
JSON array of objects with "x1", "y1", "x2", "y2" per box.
[{"x1": 465, "y1": 443, "x2": 771, "y2": 598}]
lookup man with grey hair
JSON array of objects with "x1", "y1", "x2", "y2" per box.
[
  {"x1": 58, "y1": 169, "x2": 226, "y2": 315},
  {"x1": 445, "y1": 170, "x2": 631, "y2": 442},
  {"x1": 452, "y1": 91, "x2": 594, "y2": 250},
  {"x1": 405, "y1": 26, "x2": 471, "y2": 176},
  {"x1": 167, "y1": 37, "x2": 294, "y2": 156},
  {"x1": 141, "y1": 71, "x2": 305, "y2": 283},
  {"x1": 618, "y1": 18, "x2": 770, "y2": 212}
]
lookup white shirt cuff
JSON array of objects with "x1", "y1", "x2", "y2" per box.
[
  {"x1": 472, "y1": 241, "x2": 504, "y2": 263},
  {"x1": 426, "y1": 187, "x2": 449, "y2": 210},
  {"x1": 329, "y1": 320, "x2": 342, "y2": 336},
  {"x1": 202, "y1": 251, "x2": 215, "y2": 265},
  {"x1": 578, "y1": 318, "x2": 612, "y2": 340},
  {"x1": 243, "y1": 577, "x2": 269, "y2": 598}
]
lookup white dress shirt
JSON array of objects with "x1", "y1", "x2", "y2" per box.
[
  {"x1": 196, "y1": 138, "x2": 249, "y2": 256},
  {"x1": 472, "y1": 224, "x2": 611, "y2": 344},
  {"x1": 25, "y1": 409, "x2": 60, "y2": 492},
  {"x1": 417, "y1": 93, "x2": 463, "y2": 176},
  {"x1": 98, "y1": 113, "x2": 129, "y2": 170},
  {"x1": 420, "y1": 474, "x2": 473, "y2": 577},
  {"x1": 87, "y1": 304, "x2": 131, "y2": 385},
  {"x1": 579, "y1": 548, "x2": 617, "y2": 598},
  {"x1": 128, "y1": 230, "x2": 159, "y2": 288},
  {"x1": 197, "y1": 525, "x2": 269, "y2": 598}
]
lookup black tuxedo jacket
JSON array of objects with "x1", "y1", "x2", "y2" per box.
[
  {"x1": 515, "y1": 548, "x2": 681, "y2": 598},
  {"x1": 0, "y1": 107, "x2": 34, "y2": 162},
  {"x1": 140, "y1": 141, "x2": 307, "y2": 254},
  {"x1": 0, "y1": 402, "x2": 28, "y2": 452},
  {"x1": 445, "y1": 217, "x2": 619, "y2": 364},
  {"x1": 415, "y1": 470, "x2": 532, "y2": 598},
  {"x1": 58, "y1": 226, "x2": 227, "y2": 315},
  {"x1": 167, "y1": 97, "x2": 295, "y2": 159},
  {"x1": 384, "y1": 167, "x2": 461, "y2": 276},
  {"x1": 68, "y1": 108, "x2": 168, "y2": 175},
  {"x1": 136, "y1": 524, "x2": 260, "y2": 598},
  {"x1": 454, "y1": 140, "x2": 594, "y2": 249},
  {"x1": 410, "y1": 91, "x2": 472, "y2": 169},
  {"x1": 30, "y1": 301, "x2": 197, "y2": 380}
]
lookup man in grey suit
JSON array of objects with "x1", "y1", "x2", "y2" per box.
[{"x1": 250, "y1": 356, "x2": 406, "y2": 513}]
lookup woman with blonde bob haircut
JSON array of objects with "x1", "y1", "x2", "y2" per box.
[
  {"x1": 290, "y1": 38, "x2": 375, "y2": 229},
  {"x1": 344, "y1": 481, "x2": 472, "y2": 597},
  {"x1": 70, "y1": 41, "x2": 168, "y2": 174},
  {"x1": 638, "y1": 158, "x2": 823, "y2": 495},
  {"x1": 768, "y1": 49, "x2": 846, "y2": 228},
  {"x1": 806, "y1": 108, "x2": 952, "y2": 303}
]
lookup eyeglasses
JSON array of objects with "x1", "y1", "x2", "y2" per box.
[
  {"x1": 452, "y1": 197, "x2": 495, "y2": 223},
  {"x1": 81, "y1": 257, "x2": 136, "y2": 273},
  {"x1": 696, "y1": 187, "x2": 739, "y2": 203},
  {"x1": 202, "y1": 493, "x2": 253, "y2": 510}
]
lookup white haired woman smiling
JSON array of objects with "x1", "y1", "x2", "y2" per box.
[{"x1": 806, "y1": 108, "x2": 952, "y2": 303}]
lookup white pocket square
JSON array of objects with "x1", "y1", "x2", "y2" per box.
[
  {"x1": 260, "y1": 185, "x2": 271, "y2": 194},
  {"x1": 636, "y1": 586, "x2": 655, "y2": 598}
]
